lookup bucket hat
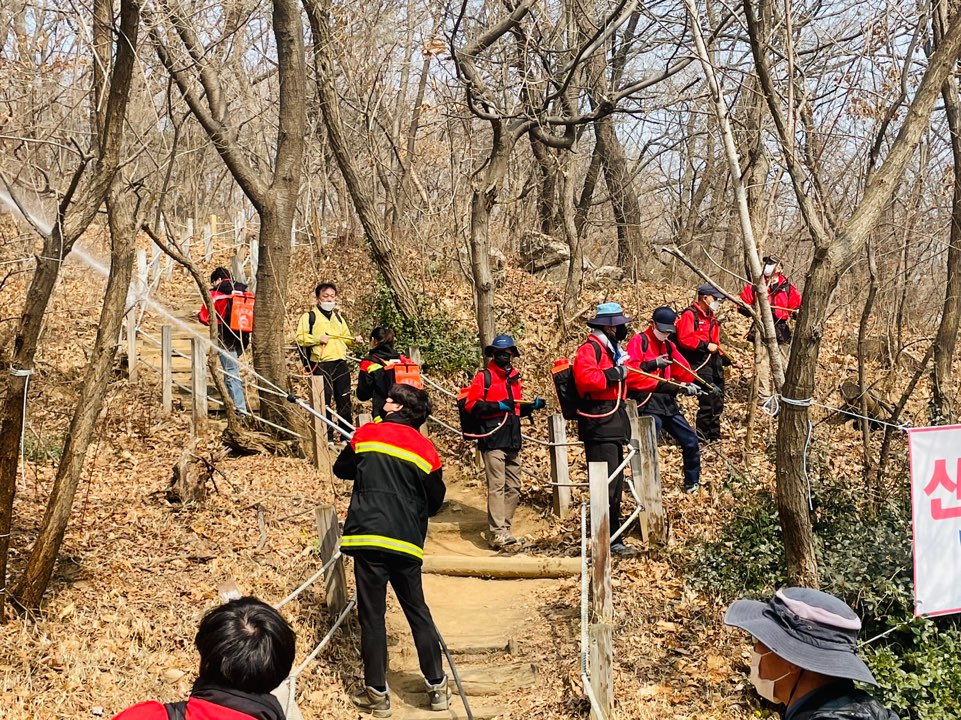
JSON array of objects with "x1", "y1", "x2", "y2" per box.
[
  {"x1": 484, "y1": 334, "x2": 520, "y2": 357},
  {"x1": 586, "y1": 302, "x2": 633, "y2": 328},
  {"x1": 724, "y1": 588, "x2": 876, "y2": 685},
  {"x1": 651, "y1": 306, "x2": 677, "y2": 334}
]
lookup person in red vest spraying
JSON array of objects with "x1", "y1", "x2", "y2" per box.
[
  {"x1": 739, "y1": 255, "x2": 802, "y2": 398},
  {"x1": 463, "y1": 334, "x2": 545, "y2": 550},
  {"x1": 357, "y1": 326, "x2": 424, "y2": 421},
  {"x1": 197, "y1": 266, "x2": 253, "y2": 414},
  {"x1": 675, "y1": 283, "x2": 731, "y2": 442},
  {"x1": 572, "y1": 303, "x2": 649, "y2": 556},
  {"x1": 626, "y1": 306, "x2": 704, "y2": 493}
]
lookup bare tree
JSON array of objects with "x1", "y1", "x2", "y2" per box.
[
  {"x1": 143, "y1": 0, "x2": 306, "y2": 430},
  {"x1": 0, "y1": 0, "x2": 139, "y2": 620}
]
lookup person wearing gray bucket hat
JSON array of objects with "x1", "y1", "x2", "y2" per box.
[{"x1": 725, "y1": 588, "x2": 899, "y2": 719}]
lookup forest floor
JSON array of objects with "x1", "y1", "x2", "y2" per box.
[{"x1": 0, "y1": 230, "x2": 919, "y2": 719}]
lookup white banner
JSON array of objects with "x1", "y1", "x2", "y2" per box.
[{"x1": 909, "y1": 425, "x2": 961, "y2": 617}]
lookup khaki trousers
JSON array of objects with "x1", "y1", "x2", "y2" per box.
[{"x1": 482, "y1": 449, "x2": 522, "y2": 536}]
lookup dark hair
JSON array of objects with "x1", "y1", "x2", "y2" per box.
[
  {"x1": 210, "y1": 267, "x2": 231, "y2": 284},
  {"x1": 388, "y1": 383, "x2": 431, "y2": 426},
  {"x1": 371, "y1": 326, "x2": 395, "y2": 345},
  {"x1": 314, "y1": 282, "x2": 337, "y2": 297},
  {"x1": 195, "y1": 596, "x2": 296, "y2": 694}
]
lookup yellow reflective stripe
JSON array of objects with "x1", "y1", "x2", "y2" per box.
[
  {"x1": 355, "y1": 440, "x2": 433, "y2": 474},
  {"x1": 341, "y1": 534, "x2": 424, "y2": 559},
  {"x1": 366, "y1": 363, "x2": 384, "y2": 372}
]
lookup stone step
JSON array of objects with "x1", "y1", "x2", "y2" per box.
[{"x1": 395, "y1": 662, "x2": 536, "y2": 696}]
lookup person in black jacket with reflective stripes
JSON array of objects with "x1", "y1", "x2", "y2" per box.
[
  {"x1": 357, "y1": 326, "x2": 402, "y2": 420},
  {"x1": 332, "y1": 383, "x2": 450, "y2": 717}
]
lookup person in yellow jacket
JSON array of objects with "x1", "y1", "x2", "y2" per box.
[{"x1": 296, "y1": 282, "x2": 363, "y2": 446}]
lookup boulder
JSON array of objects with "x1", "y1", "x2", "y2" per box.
[
  {"x1": 593, "y1": 265, "x2": 624, "y2": 283},
  {"x1": 519, "y1": 231, "x2": 570, "y2": 274},
  {"x1": 458, "y1": 244, "x2": 506, "y2": 273}
]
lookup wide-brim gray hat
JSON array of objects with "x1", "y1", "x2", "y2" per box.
[{"x1": 724, "y1": 588, "x2": 876, "y2": 685}]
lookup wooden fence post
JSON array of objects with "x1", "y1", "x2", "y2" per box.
[
  {"x1": 125, "y1": 307, "x2": 138, "y2": 383},
  {"x1": 209, "y1": 214, "x2": 218, "y2": 238},
  {"x1": 549, "y1": 413, "x2": 571, "y2": 519},
  {"x1": 203, "y1": 223, "x2": 213, "y2": 262},
  {"x1": 588, "y1": 461, "x2": 613, "y2": 719},
  {"x1": 315, "y1": 504, "x2": 349, "y2": 615},
  {"x1": 191, "y1": 337, "x2": 207, "y2": 436},
  {"x1": 234, "y1": 209, "x2": 245, "y2": 248},
  {"x1": 309, "y1": 376, "x2": 332, "y2": 470},
  {"x1": 161, "y1": 325, "x2": 172, "y2": 413},
  {"x1": 357, "y1": 412, "x2": 372, "y2": 427},
  {"x1": 407, "y1": 346, "x2": 429, "y2": 438},
  {"x1": 636, "y1": 415, "x2": 666, "y2": 544}
]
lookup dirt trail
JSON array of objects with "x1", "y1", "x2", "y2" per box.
[{"x1": 381, "y1": 478, "x2": 563, "y2": 719}]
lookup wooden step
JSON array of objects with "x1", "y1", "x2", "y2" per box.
[{"x1": 395, "y1": 662, "x2": 536, "y2": 696}]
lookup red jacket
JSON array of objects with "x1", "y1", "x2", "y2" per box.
[
  {"x1": 197, "y1": 279, "x2": 249, "y2": 353},
  {"x1": 740, "y1": 274, "x2": 801, "y2": 321},
  {"x1": 573, "y1": 335, "x2": 649, "y2": 401},
  {"x1": 464, "y1": 361, "x2": 529, "y2": 451},
  {"x1": 112, "y1": 698, "x2": 262, "y2": 720},
  {"x1": 626, "y1": 327, "x2": 696, "y2": 414},
  {"x1": 675, "y1": 303, "x2": 719, "y2": 355}
]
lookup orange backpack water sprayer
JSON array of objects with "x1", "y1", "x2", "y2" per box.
[
  {"x1": 227, "y1": 290, "x2": 255, "y2": 333},
  {"x1": 389, "y1": 355, "x2": 423, "y2": 389}
]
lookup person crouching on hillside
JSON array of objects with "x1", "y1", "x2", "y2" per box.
[
  {"x1": 111, "y1": 596, "x2": 296, "y2": 720},
  {"x1": 357, "y1": 326, "x2": 402, "y2": 421},
  {"x1": 333, "y1": 383, "x2": 450, "y2": 717},
  {"x1": 464, "y1": 334, "x2": 545, "y2": 550}
]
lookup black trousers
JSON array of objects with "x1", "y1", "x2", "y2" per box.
[
  {"x1": 584, "y1": 441, "x2": 624, "y2": 538},
  {"x1": 354, "y1": 550, "x2": 443, "y2": 690},
  {"x1": 695, "y1": 357, "x2": 724, "y2": 441},
  {"x1": 315, "y1": 359, "x2": 352, "y2": 441}
]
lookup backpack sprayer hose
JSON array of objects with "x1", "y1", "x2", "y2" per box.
[{"x1": 436, "y1": 624, "x2": 474, "y2": 720}]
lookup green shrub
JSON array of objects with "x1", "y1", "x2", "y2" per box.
[
  {"x1": 680, "y1": 471, "x2": 961, "y2": 720},
  {"x1": 363, "y1": 283, "x2": 480, "y2": 376}
]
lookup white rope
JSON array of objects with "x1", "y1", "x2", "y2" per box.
[
  {"x1": 274, "y1": 551, "x2": 342, "y2": 609},
  {"x1": 9, "y1": 367, "x2": 34, "y2": 489}
]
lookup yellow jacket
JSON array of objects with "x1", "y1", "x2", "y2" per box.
[{"x1": 295, "y1": 307, "x2": 353, "y2": 362}]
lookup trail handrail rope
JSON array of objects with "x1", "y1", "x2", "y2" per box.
[{"x1": 274, "y1": 551, "x2": 344, "y2": 609}]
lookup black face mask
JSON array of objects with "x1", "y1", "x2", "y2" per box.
[
  {"x1": 493, "y1": 352, "x2": 513, "y2": 369},
  {"x1": 610, "y1": 325, "x2": 628, "y2": 342}
]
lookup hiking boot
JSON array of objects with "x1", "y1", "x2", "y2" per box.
[
  {"x1": 489, "y1": 533, "x2": 518, "y2": 550},
  {"x1": 610, "y1": 541, "x2": 638, "y2": 557},
  {"x1": 426, "y1": 676, "x2": 452, "y2": 711},
  {"x1": 350, "y1": 684, "x2": 391, "y2": 718},
  {"x1": 684, "y1": 483, "x2": 701, "y2": 494}
]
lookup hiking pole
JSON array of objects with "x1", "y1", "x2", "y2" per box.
[
  {"x1": 435, "y1": 625, "x2": 474, "y2": 720},
  {"x1": 286, "y1": 392, "x2": 354, "y2": 440},
  {"x1": 623, "y1": 365, "x2": 690, "y2": 390}
]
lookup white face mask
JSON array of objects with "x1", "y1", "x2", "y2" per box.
[
  {"x1": 319, "y1": 301, "x2": 336, "y2": 312},
  {"x1": 749, "y1": 649, "x2": 792, "y2": 704},
  {"x1": 709, "y1": 300, "x2": 721, "y2": 313},
  {"x1": 652, "y1": 328, "x2": 670, "y2": 342},
  {"x1": 763, "y1": 263, "x2": 776, "y2": 278}
]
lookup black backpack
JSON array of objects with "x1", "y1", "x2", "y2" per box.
[
  {"x1": 668, "y1": 307, "x2": 699, "y2": 349},
  {"x1": 164, "y1": 701, "x2": 186, "y2": 720},
  {"x1": 457, "y1": 369, "x2": 493, "y2": 439},
  {"x1": 551, "y1": 337, "x2": 604, "y2": 420},
  {"x1": 296, "y1": 308, "x2": 345, "y2": 371}
]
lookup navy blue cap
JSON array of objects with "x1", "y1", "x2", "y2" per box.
[
  {"x1": 484, "y1": 334, "x2": 520, "y2": 357},
  {"x1": 697, "y1": 283, "x2": 725, "y2": 299},
  {"x1": 652, "y1": 306, "x2": 677, "y2": 334}
]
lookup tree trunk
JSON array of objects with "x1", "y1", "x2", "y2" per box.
[
  {"x1": 529, "y1": 134, "x2": 562, "y2": 237},
  {"x1": 0, "y1": 0, "x2": 138, "y2": 619},
  {"x1": 302, "y1": 0, "x2": 418, "y2": 321},
  {"x1": 594, "y1": 114, "x2": 644, "y2": 279},
  {"x1": 933, "y1": 2, "x2": 961, "y2": 422},
  {"x1": 12, "y1": 184, "x2": 136, "y2": 610}
]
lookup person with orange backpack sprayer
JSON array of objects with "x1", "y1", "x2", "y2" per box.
[
  {"x1": 626, "y1": 306, "x2": 704, "y2": 493},
  {"x1": 357, "y1": 326, "x2": 424, "y2": 421},
  {"x1": 462, "y1": 335, "x2": 545, "y2": 550},
  {"x1": 572, "y1": 303, "x2": 649, "y2": 557},
  {"x1": 197, "y1": 266, "x2": 253, "y2": 414}
]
